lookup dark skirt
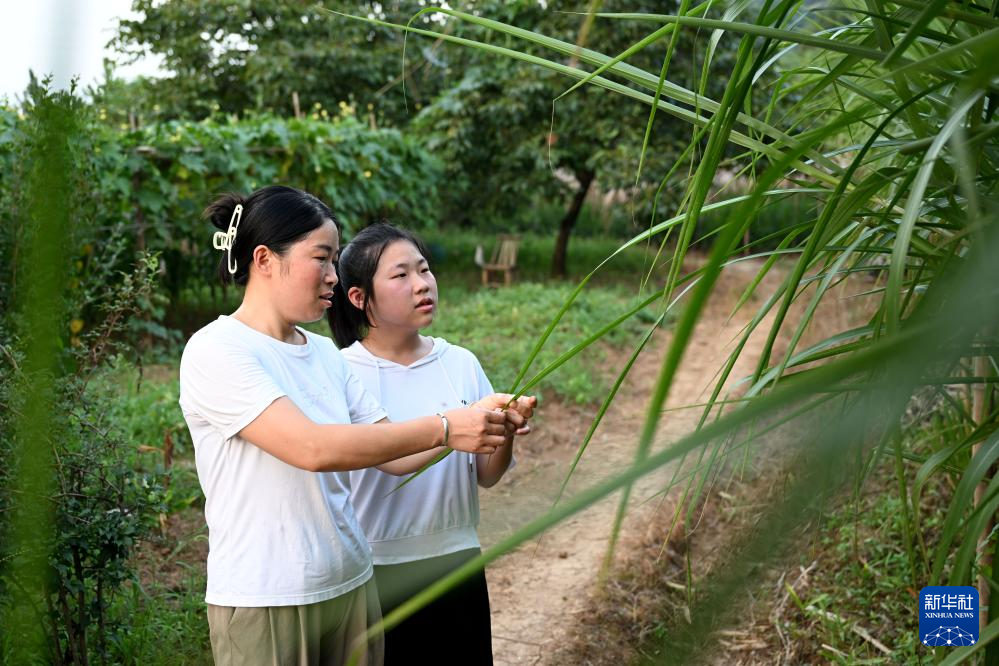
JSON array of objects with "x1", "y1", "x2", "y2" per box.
[{"x1": 373, "y1": 548, "x2": 493, "y2": 665}]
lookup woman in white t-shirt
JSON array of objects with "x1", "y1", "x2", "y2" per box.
[
  {"x1": 327, "y1": 223, "x2": 531, "y2": 664},
  {"x1": 178, "y1": 186, "x2": 534, "y2": 666}
]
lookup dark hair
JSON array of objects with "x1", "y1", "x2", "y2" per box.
[
  {"x1": 202, "y1": 185, "x2": 341, "y2": 286},
  {"x1": 327, "y1": 222, "x2": 429, "y2": 348}
]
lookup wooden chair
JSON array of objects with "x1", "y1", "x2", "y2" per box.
[{"x1": 474, "y1": 235, "x2": 520, "y2": 287}]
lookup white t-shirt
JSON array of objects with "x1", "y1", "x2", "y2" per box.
[
  {"x1": 344, "y1": 338, "x2": 499, "y2": 564},
  {"x1": 179, "y1": 316, "x2": 386, "y2": 607}
]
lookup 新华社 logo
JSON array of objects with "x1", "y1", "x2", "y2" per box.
[{"x1": 919, "y1": 586, "x2": 979, "y2": 647}]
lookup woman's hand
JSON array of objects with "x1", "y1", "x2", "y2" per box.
[{"x1": 442, "y1": 407, "x2": 510, "y2": 454}]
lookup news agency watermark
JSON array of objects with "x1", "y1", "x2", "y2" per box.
[{"x1": 919, "y1": 586, "x2": 979, "y2": 647}]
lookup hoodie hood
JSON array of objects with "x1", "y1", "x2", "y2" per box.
[
  {"x1": 341, "y1": 337, "x2": 463, "y2": 406},
  {"x1": 341, "y1": 336, "x2": 450, "y2": 369}
]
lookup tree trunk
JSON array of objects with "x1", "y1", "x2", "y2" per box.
[{"x1": 551, "y1": 169, "x2": 595, "y2": 278}]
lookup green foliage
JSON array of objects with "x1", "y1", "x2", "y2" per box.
[
  {"x1": 106, "y1": 0, "x2": 737, "y2": 275},
  {"x1": 405, "y1": 0, "x2": 720, "y2": 271},
  {"x1": 0, "y1": 102, "x2": 443, "y2": 310},
  {"x1": 0, "y1": 82, "x2": 169, "y2": 665},
  {"x1": 0, "y1": 264, "x2": 170, "y2": 665},
  {"x1": 424, "y1": 282, "x2": 670, "y2": 405}
]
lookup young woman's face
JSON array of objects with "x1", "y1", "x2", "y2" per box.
[
  {"x1": 273, "y1": 219, "x2": 340, "y2": 323},
  {"x1": 367, "y1": 240, "x2": 438, "y2": 333}
]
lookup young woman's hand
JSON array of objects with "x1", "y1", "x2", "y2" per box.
[
  {"x1": 443, "y1": 407, "x2": 511, "y2": 454},
  {"x1": 509, "y1": 395, "x2": 536, "y2": 434},
  {"x1": 472, "y1": 394, "x2": 536, "y2": 488}
]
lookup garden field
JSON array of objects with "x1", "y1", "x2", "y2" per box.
[{"x1": 98, "y1": 255, "x2": 926, "y2": 665}]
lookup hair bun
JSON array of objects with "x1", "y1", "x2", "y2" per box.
[{"x1": 203, "y1": 192, "x2": 247, "y2": 231}]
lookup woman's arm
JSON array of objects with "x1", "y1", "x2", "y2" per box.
[
  {"x1": 374, "y1": 438, "x2": 448, "y2": 476},
  {"x1": 239, "y1": 397, "x2": 514, "y2": 472},
  {"x1": 374, "y1": 395, "x2": 537, "y2": 477}
]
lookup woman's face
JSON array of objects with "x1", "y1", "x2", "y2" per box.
[
  {"x1": 273, "y1": 219, "x2": 340, "y2": 324},
  {"x1": 366, "y1": 240, "x2": 438, "y2": 333}
]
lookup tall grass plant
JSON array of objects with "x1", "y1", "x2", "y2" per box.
[{"x1": 334, "y1": 1, "x2": 999, "y2": 661}]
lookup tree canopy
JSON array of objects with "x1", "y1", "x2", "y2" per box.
[
  {"x1": 109, "y1": 0, "x2": 738, "y2": 274},
  {"x1": 409, "y1": 0, "x2": 735, "y2": 274},
  {"x1": 112, "y1": 0, "x2": 452, "y2": 124}
]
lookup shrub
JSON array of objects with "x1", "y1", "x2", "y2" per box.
[
  {"x1": 0, "y1": 82, "x2": 168, "y2": 665},
  {"x1": 0, "y1": 100, "x2": 444, "y2": 306}
]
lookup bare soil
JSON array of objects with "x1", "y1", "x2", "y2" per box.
[{"x1": 479, "y1": 257, "x2": 865, "y2": 665}]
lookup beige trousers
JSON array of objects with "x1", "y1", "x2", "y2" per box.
[{"x1": 207, "y1": 580, "x2": 384, "y2": 666}]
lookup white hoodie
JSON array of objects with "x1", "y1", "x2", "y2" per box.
[{"x1": 344, "y1": 337, "x2": 497, "y2": 564}]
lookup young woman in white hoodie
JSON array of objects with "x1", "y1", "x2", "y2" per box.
[
  {"x1": 179, "y1": 188, "x2": 533, "y2": 665},
  {"x1": 327, "y1": 223, "x2": 530, "y2": 665}
]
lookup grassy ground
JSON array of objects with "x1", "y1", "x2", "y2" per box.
[
  {"x1": 423, "y1": 281, "x2": 671, "y2": 404},
  {"x1": 771, "y1": 471, "x2": 933, "y2": 664}
]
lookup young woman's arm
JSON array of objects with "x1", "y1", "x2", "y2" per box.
[
  {"x1": 476, "y1": 438, "x2": 515, "y2": 488},
  {"x1": 239, "y1": 396, "x2": 515, "y2": 472}
]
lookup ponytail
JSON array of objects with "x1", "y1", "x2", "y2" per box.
[{"x1": 329, "y1": 254, "x2": 369, "y2": 348}]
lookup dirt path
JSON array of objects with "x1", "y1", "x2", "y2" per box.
[{"x1": 478, "y1": 259, "x2": 845, "y2": 665}]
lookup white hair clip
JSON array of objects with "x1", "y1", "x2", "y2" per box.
[{"x1": 212, "y1": 204, "x2": 243, "y2": 275}]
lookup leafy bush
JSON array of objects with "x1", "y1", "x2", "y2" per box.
[
  {"x1": 0, "y1": 100, "x2": 444, "y2": 307},
  {"x1": 0, "y1": 261, "x2": 169, "y2": 665},
  {"x1": 0, "y1": 83, "x2": 168, "y2": 665}
]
